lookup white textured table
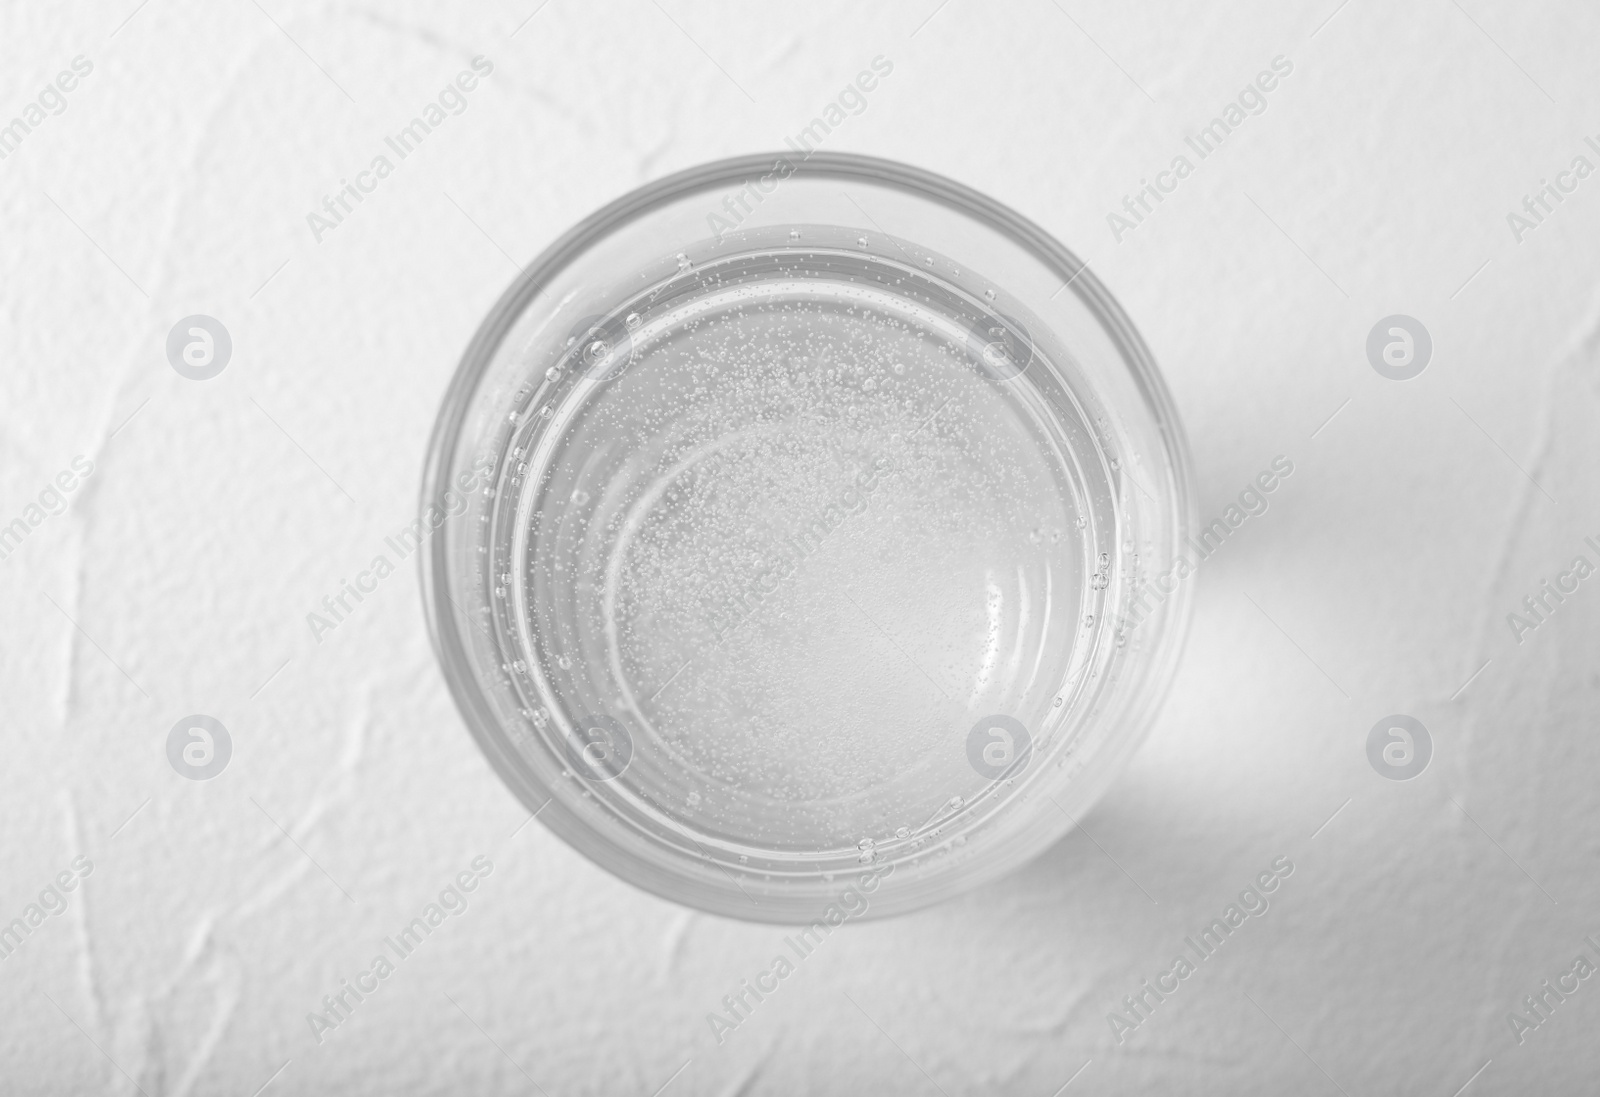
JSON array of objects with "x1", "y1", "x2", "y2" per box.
[{"x1": 3, "y1": 1, "x2": 1598, "y2": 1093}]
